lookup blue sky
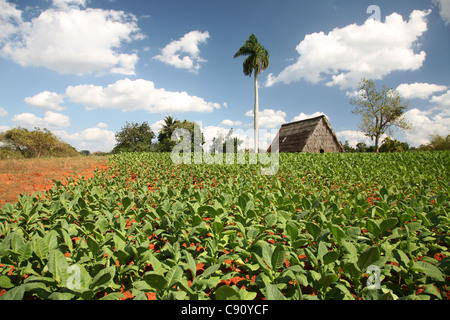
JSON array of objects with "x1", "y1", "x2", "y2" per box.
[{"x1": 0, "y1": 0, "x2": 449, "y2": 152}]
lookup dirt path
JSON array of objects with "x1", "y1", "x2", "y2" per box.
[{"x1": 0, "y1": 156, "x2": 108, "y2": 207}]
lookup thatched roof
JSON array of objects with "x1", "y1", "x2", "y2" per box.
[{"x1": 268, "y1": 115, "x2": 344, "y2": 153}]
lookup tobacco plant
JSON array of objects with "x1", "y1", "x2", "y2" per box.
[{"x1": 0, "y1": 151, "x2": 449, "y2": 300}]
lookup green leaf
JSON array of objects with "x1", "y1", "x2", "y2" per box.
[
  {"x1": 47, "y1": 250, "x2": 70, "y2": 283},
  {"x1": 32, "y1": 236, "x2": 49, "y2": 262},
  {"x1": 366, "y1": 219, "x2": 381, "y2": 238},
  {"x1": 271, "y1": 243, "x2": 286, "y2": 271},
  {"x1": 306, "y1": 222, "x2": 321, "y2": 240},
  {"x1": 214, "y1": 285, "x2": 240, "y2": 300},
  {"x1": 185, "y1": 251, "x2": 197, "y2": 280},
  {"x1": 18, "y1": 241, "x2": 33, "y2": 263},
  {"x1": 0, "y1": 285, "x2": 25, "y2": 300},
  {"x1": 330, "y1": 224, "x2": 346, "y2": 244},
  {"x1": 380, "y1": 218, "x2": 398, "y2": 235},
  {"x1": 89, "y1": 266, "x2": 116, "y2": 290},
  {"x1": 166, "y1": 265, "x2": 183, "y2": 288},
  {"x1": 144, "y1": 272, "x2": 168, "y2": 291},
  {"x1": 265, "y1": 283, "x2": 286, "y2": 300},
  {"x1": 357, "y1": 246, "x2": 380, "y2": 270},
  {"x1": 412, "y1": 261, "x2": 445, "y2": 281},
  {"x1": 122, "y1": 197, "x2": 132, "y2": 212},
  {"x1": 323, "y1": 251, "x2": 339, "y2": 265},
  {"x1": 199, "y1": 263, "x2": 221, "y2": 279}
]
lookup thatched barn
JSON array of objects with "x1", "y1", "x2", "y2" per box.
[{"x1": 268, "y1": 115, "x2": 344, "y2": 153}]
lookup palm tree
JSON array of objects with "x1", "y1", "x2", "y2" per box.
[
  {"x1": 234, "y1": 34, "x2": 269, "y2": 153},
  {"x1": 157, "y1": 115, "x2": 179, "y2": 151}
]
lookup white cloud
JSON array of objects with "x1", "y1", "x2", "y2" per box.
[
  {"x1": 201, "y1": 125, "x2": 277, "y2": 152},
  {"x1": 24, "y1": 91, "x2": 65, "y2": 111},
  {"x1": 396, "y1": 82, "x2": 448, "y2": 99},
  {"x1": 0, "y1": 3, "x2": 143, "y2": 75},
  {"x1": 0, "y1": 107, "x2": 8, "y2": 117},
  {"x1": 0, "y1": 125, "x2": 10, "y2": 132},
  {"x1": 266, "y1": 10, "x2": 430, "y2": 89},
  {"x1": 11, "y1": 111, "x2": 70, "y2": 129},
  {"x1": 65, "y1": 78, "x2": 222, "y2": 113},
  {"x1": 402, "y1": 108, "x2": 450, "y2": 146},
  {"x1": 153, "y1": 30, "x2": 210, "y2": 73},
  {"x1": 336, "y1": 130, "x2": 373, "y2": 148},
  {"x1": 0, "y1": 0, "x2": 22, "y2": 43},
  {"x1": 245, "y1": 109, "x2": 287, "y2": 129},
  {"x1": 221, "y1": 119, "x2": 242, "y2": 127},
  {"x1": 292, "y1": 112, "x2": 327, "y2": 122},
  {"x1": 52, "y1": 0, "x2": 86, "y2": 10},
  {"x1": 54, "y1": 127, "x2": 116, "y2": 152},
  {"x1": 150, "y1": 119, "x2": 165, "y2": 136},
  {"x1": 96, "y1": 122, "x2": 108, "y2": 129},
  {"x1": 430, "y1": 89, "x2": 450, "y2": 109},
  {"x1": 433, "y1": 0, "x2": 450, "y2": 25}
]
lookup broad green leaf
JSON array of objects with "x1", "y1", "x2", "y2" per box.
[
  {"x1": 366, "y1": 219, "x2": 381, "y2": 238},
  {"x1": 89, "y1": 266, "x2": 116, "y2": 290},
  {"x1": 330, "y1": 224, "x2": 346, "y2": 244},
  {"x1": 265, "y1": 283, "x2": 286, "y2": 300},
  {"x1": 306, "y1": 222, "x2": 321, "y2": 240},
  {"x1": 185, "y1": 251, "x2": 197, "y2": 280},
  {"x1": 323, "y1": 251, "x2": 339, "y2": 265},
  {"x1": 144, "y1": 272, "x2": 168, "y2": 291},
  {"x1": 47, "y1": 250, "x2": 70, "y2": 284},
  {"x1": 0, "y1": 285, "x2": 25, "y2": 300},
  {"x1": 166, "y1": 265, "x2": 183, "y2": 288},
  {"x1": 214, "y1": 285, "x2": 240, "y2": 300},
  {"x1": 412, "y1": 261, "x2": 445, "y2": 281},
  {"x1": 32, "y1": 236, "x2": 49, "y2": 262},
  {"x1": 271, "y1": 243, "x2": 286, "y2": 271},
  {"x1": 357, "y1": 246, "x2": 380, "y2": 270}
]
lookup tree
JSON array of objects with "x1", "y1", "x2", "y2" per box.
[
  {"x1": 112, "y1": 121, "x2": 155, "y2": 154},
  {"x1": 0, "y1": 127, "x2": 79, "y2": 158},
  {"x1": 379, "y1": 137, "x2": 409, "y2": 153},
  {"x1": 418, "y1": 134, "x2": 450, "y2": 151},
  {"x1": 350, "y1": 79, "x2": 412, "y2": 152},
  {"x1": 234, "y1": 34, "x2": 269, "y2": 153},
  {"x1": 157, "y1": 116, "x2": 179, "y2": 152},
  {"x1": 173, "y1": 120, "x2": 204, "y2": 153}
]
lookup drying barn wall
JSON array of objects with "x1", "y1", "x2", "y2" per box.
[{"x1": 302, "y1": 118, "x2": 343, "y2": 153}]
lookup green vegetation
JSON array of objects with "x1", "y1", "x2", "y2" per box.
[
  {"x1": 349, "y1": 79, "x2": 412, "y2": 152},
  {"x1": 1, "y1": 152, "x2": 448, "y2": 300},
  {"x1": 0, "y1": 127, "x2": 79, "y2": 159}
]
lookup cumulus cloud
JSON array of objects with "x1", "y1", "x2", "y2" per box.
[
  {"x1": 396, "y1": 83, "x2": 448, "y2": 100},
  {"x1": 0, "y1": 2, "x2": 144, "y2": 75},
  {"x1": 265, "y1": 10, "x2": 430, "y2": 89},
  {"x1": 402, "y1": 108, "x2": 450, "y2": 146},
  {"x1": 292, "y1": 112, "x2": 327, "y2": 122},
  {"x1": 65, "y1": 78, "x2": 221, "y2": 113},
  {"x1": 55, "y1": 127, "x2": 116, "y2": 153},
  {"x1": 0, "y1": 107, "x2": 8, "y2": 117},
  {"x1": 154, "y1": 30, "x2": 210, "y2": 73},
  {"x1": 245, "y1": 109, "x2": 287, "y2": 129},
  {"x1": 336, "y1": 130, "x2": 374, "y2": 148},
  {"x1": 0, "y1": 0, "x2": 22, "y2": 43},
  {"x1": 11, "y1": 111, "x2": 70, "y2": 129},
  {"x1": 430, "y1": 90, "x2": 450, "y2": 109},
  {"x1": 433, "y1": 0, "x2": 450, "y2": 25},
  {"x1": 221, "y1": 119, "x2": 242, "y2": 127},
  {"x1": 24, "y1": 91, "x2": 65, "y2": 111}
]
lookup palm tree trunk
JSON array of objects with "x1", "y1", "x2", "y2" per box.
[{"x1": 254, "y1": 74, "x2": 259, "y2": 153}]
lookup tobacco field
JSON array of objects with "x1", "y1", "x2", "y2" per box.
[{"x1": 0, "y1": 151, "x2": 449, "y2": 300}]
